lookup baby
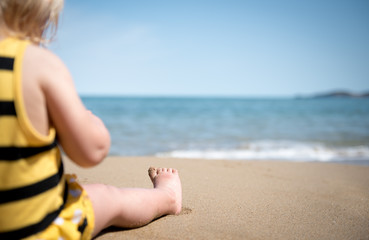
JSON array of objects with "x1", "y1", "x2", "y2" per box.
[{"x1": 0, "y1": 1, "x2": 182, "y2": 239}]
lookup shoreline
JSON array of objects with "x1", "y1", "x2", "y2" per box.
[
  {"x1": 65, "y1": 156, "x2": 369, "y2": 240},
  {"x1": 110, "y1": 154, "x2": 369, "y2": 166}
]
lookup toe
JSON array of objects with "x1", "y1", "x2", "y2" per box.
[{"x1": 148, "y1": 167, "x2": 157, "y2": 178}]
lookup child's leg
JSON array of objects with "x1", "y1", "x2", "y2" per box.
[{"x1": 83, "y1": 167, "x2": 182, "y2": 237}]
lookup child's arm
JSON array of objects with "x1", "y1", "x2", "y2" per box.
[{"x1": 29, "y1": 45, "x2": 111, "y2": 167}]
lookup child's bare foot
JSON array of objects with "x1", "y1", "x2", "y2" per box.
[{"x1": 148, "y1": 167, "x2": 182, "y2": 215}]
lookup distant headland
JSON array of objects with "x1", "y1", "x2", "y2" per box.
[{"x1": 296, "y1": 90, "x2": 369, "y2": 99}]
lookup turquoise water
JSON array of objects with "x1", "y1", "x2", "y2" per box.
[{"x1": 82, "y1": 97, "x2": 369, "y2": 163}]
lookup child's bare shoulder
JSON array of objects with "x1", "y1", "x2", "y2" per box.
[
  {"x1": 25, "y1": 44, "x2": 66, "y2": 70},
  {"x1": 24, "y1": 44, "x2": 72, "y2": 85}
]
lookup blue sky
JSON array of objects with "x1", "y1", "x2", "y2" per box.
[{"x1": 50, "y1": 0, "x2": 369, "y2": 97}]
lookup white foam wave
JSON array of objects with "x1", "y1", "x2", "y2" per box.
[{"x1": 156, "y1": 141, "x2": 369, "y2": 162}]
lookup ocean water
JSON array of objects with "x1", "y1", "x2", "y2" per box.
[{"x1": 82, "y1": 97, "x2": 369, "y2": 164}]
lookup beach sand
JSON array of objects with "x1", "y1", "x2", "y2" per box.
[{"x1": 65, "y1": 157, "x2": 369, "y2": 240}]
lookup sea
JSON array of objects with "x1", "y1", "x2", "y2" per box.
[{"x1": 82, "y1": 97, "x2": 369, "y2": 165}]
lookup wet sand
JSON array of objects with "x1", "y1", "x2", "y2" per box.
[{"x1": 65, "y1": 157, "x2": 369, "y2": 240}]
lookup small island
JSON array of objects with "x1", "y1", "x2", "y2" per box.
[{"x1": 296, "y1": 90, "x2": 369, "y2": 99}]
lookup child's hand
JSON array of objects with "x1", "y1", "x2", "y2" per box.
[
  {"x1": 86, "y1": 110, "x2": 110, "y2": 139},
  {"x1": 87, "y1": 110, "x2": 106, "y2": 128}
]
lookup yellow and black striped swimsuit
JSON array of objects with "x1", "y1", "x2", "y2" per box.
[{"x1": 0, "y1": 38, "x2": 94, "y2": 240}]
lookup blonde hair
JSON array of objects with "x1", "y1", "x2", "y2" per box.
[{"x1": 0, "y1": 0, "x2": 64, "y2": 45}]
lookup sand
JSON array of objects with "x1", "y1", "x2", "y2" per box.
[{"x1": 64, "y1": 157, "x2": 369, "y2": 240}]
